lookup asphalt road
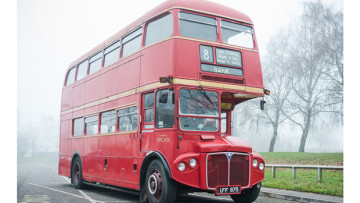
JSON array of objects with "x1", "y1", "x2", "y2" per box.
[{"x1": 18, "y1": 160, "x2": 294, "y2": 203}]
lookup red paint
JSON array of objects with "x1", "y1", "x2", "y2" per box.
[{"x1": 59, "y1": 0, "x2": 264, "y2": 197}]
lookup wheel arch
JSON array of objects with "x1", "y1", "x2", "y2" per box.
[
  {"x1": 70, "y1": 150, "x2": 82, "y2": 182},
  {"x1": 139, "y1": 151, "x2": 172, "y2": 191}
]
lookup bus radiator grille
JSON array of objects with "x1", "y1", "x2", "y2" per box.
[
  {"x1": 206, "y1": 153, "x2": 250, "y2": 189},
  {"x1": 230, "y1": 154, "x2": 250, "y2": 186},
  {"x1": 207, "y1": 154, "x2": 228, "y2": 188}
]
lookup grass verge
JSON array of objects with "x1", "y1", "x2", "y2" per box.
[{"x1": 259, "y1": 152, "x2": 343, "y2": 196}]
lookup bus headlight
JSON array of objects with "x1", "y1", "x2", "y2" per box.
[
  {"x1": 253, "y1": 159, "x2": 258, "y2": 168},
  {"x1": 178, "y1": 162, "x2": 186, "y2": 171},
  {"x1": 259, "y1": 162, "x2": 264, "y2": 171},
  {"x1": 189, "y1": 159, "x2": 197, "y2": 167}
]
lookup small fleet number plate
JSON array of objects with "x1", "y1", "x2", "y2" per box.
[{"x1": 215, "y1": 186, "x2": 241, "y2": 195}]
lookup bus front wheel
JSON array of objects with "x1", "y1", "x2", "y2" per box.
[
  {"x1": 71, "y1": 157, "x2": 85, "y2": 189},
  {"x1": 230, "y1": 182, "x2": 261, "y2": 203},
  {"x1": 145, "y1": 159, "x2": 177, "y2": 203}
]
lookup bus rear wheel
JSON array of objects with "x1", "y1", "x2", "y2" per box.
[
  {"x1": 71, "y1": 157, "x2": 85, "y2": 189},
  {"x1": 230, "y1": 182, "x2": 261, "y2": 203},
  {"x1": 145, "y1": 159, "x2": 177, "y2": 203}
]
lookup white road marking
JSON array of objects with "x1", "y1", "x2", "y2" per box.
[
  {"x1": 28, "y1": 183, "x2": 90, "y2": 200},
  {"x1": 58, "y1": 171, "x2": 100, "y2": 203},
  {"x1": 79, "y1": 189, "x2": 98, "y2": 203},
  {"x1": 62, "y1": 176, "x2": 71, "y2": 183},
  {"x1": 53, "y1": 165, "x2": 134, "y2": 202}
]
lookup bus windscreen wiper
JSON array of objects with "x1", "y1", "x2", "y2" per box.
[{"x1": 199, "y1": 86, "x2": 215, "y2": 107}]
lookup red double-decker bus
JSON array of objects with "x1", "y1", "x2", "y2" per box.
[{"x1": 59, "y1": 0, "x2": 267, "y2": 202}]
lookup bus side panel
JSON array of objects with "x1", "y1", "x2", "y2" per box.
[
  {"x1": 61, "y1": 86, "x2": 73, "y2": 112},
  {"x1": 82, "y1": 136, "x2": 98, "y2": 182},
  {"x1": 100, "y1": 68, "x2": 118, "y2": 99},
  {"x1": 242, "y1": 51, "x2": 263, "y2": 89},
  {"x1": 140, "y1": 40, "x2": 174, "y2": 86},
  {"x1": 72, "y1": 82, "x2": 86, "y2": 108},
  {"x1": 85, "y1": 74, "x2": 101, "y2": 104},
  {"x1": 117, "y1": 54, "x2": 141, "y2": 93},
  {"x1": 98, "y1": 134, "x2": 117, "y2": 181},
  {"x1": 172, "y1": 39, "x2": 198, "y2": 80},
  {"x1": 59, "y1": 119, "x2": 70, "y2": 177},
  {"x1": 117, "y1": 132, "x2": 140, "y2": 185},
  {"x1": 114, "y1": 156, "x2": 139, "y2": 190}
]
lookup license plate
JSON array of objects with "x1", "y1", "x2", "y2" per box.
[{"x1": 215, "y1": 185, "x2": 241, "y2": 195}]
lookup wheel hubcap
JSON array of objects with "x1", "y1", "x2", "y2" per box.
[{"x1": 147, "y1": 170, "x2": 162, "y2": 199}]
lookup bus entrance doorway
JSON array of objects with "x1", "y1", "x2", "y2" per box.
[{"x1": 141, "y1": 92, "x2": 155, "y2": 152}]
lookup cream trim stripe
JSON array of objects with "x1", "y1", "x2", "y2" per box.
[
  {"x1": 61, "y1": 79, "x2": 263, "y2": 115},
  {"x1": 171, "y1": 36, "x2": 259, "y2": 53}
]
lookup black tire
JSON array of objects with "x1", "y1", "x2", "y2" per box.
[
  {"x1": 71, "y1": 157, "x2": 85, "y2": 189},
  {"x1": 230, "y1": 182, "x2": 261, "y2": 203},
  {"x1": 145, "y1": 159, "x2": 177, "y2": 203}
]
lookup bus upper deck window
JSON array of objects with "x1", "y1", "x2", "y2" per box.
[
  {"x1": 76, "y1": 60, "x2": 88, "y2": 81},
  {"x1": 66, "y1": 67, "x2": 76, "y2": 86},
  {"x1": 221, "y1": 21, "x2": 254, "y2": 48},
  {"x1": 122, "y1": 28, "x2": 142, "y2": 58},
  {"x1": 145, "y1": 13, "x2": 173, "y2": 46},
  {"x1": 104, "y1": 41, "x2": 120, "y2": 67},
  {"x1": 89, "y1": 52, "x2": 102, "y2": 75},
  {"x1": 179, "y1": 12, "x2": 217, "y2": 42}
]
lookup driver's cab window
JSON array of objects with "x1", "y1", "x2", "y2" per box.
[{"x1": 156, "y1": 89, "x2": 175, "y2": 128}]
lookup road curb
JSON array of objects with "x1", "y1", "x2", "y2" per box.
[{"x1": 260, "y1": 187, "x2": 343, "y2": 203}]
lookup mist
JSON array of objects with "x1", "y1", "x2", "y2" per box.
[{"x1": 17, "y1": 0, "x2": 343, "y2": 158}]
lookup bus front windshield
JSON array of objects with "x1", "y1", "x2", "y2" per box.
[{"x1": 179, "y1": 89, "x2": 219, "y2": 131}]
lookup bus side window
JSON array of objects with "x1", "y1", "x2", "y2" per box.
[
  {"x1": 156, "y1": 89, "x2": 175, "y2": 128},
  {"x1": 66, "y1": 67, "x2": 76, "y2": 86},
  {"x1": 85, "y1": 115, "x2": 98, "y2": 135},
  {"x1": 122, "y1": 28, "x2": 142, "y2": 57},
  {"x1": 100, "y1": 110, "x2": 116, "y2": 133},
  {"x1": 73, "y1": 117, "x2": 84, "y2": 137},
  {"x1": 143, "y1": 93, "x2": 154, "y2": 129},
  {"x1": 145, "y1": 13, "x2": 173, "y2": 46},
  {"x1": 118, "y1": 106, "x2": 138, "y2": 132},
  {"x1": 104, "y1": 40, "x2": 120, "y2": 67}
]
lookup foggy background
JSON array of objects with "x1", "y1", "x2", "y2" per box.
[{"x1": 16, "y1": 0, "x2": 344, "y2": 158}]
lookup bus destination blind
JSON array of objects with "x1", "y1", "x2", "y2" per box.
[{"x1": 215, "y1": 48, "x2": 242, "y2": 67}]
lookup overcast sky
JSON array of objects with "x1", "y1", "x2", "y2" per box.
[{"x1": 17, "y1": 0, "x2": 343, "y2": 124}]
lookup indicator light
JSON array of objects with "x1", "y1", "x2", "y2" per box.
[
  {"x1": 259, "y1": 162, "x2": 264, "y2": 171},
  {"x1": 253, "y1": 159, "x2": 258, "y2": 168}
]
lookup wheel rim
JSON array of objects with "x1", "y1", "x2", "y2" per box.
[
  {"x1": 147, "y1": 169, "x2": 162, "y2": 200},
  {"x1": 74, "y1": 163, "x2": 80, "y2": 184}
]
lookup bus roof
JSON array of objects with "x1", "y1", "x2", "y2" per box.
[{"x1": 68, "y1": 0, "x2": 253, "y2": 69}]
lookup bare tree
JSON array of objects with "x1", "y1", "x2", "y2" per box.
[
  {"x1": 323, "y1": 9, "x2": 343, "y2": 121},
  {"x1": 261, "y1": 29, "x2": 295, "y2": 152},
  {"x1": 283, "y1": 0, "x2": 343, "y2": 152}
]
